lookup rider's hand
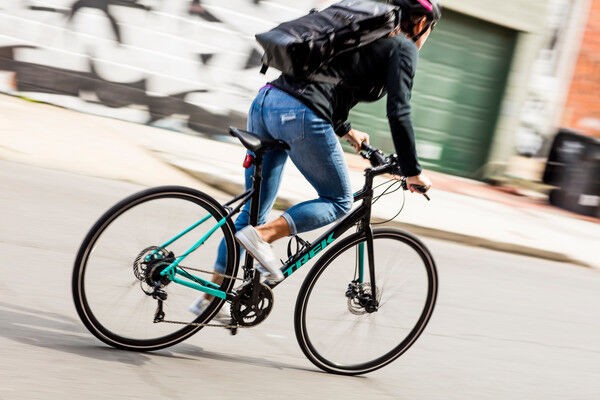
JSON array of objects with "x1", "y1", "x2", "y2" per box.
[
  {"x1": 406, "y1": 172, "x2": 432, "y2": 194},
  {"x1": 342, "y1": 129, "x2": 369, "y2": 153}
]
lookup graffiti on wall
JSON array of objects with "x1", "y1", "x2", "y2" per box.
[{"x1": 0, "y1": 1, "x2": 319, "y2": 135}]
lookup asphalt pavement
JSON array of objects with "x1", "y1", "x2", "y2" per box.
[
  {"x1": 1, "y1": 161, "x2": 599, "y2": 400},
  {"x1": 1, "y1": 93, "x2": 599, "y2": 399}
]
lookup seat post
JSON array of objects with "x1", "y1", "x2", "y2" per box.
[
  {"x1": 241, "y1": 151, "x2": 264, "y2": 278},
  {"x1": 248, "y1": 152, "x2": 264, "y2": 227}
]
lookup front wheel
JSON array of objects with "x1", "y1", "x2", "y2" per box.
[{"x1": 294, "y1": 228, "x2": 438, "y2": 375}]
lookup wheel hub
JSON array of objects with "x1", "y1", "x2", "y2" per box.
[
  {"x1": 144, "y1": 260, "x2": 173, "y2": 287},
  {"x1": 133, "y1": 246, "x2": 175, "y2": 294},
  {"x1": 346, "y1": 281, "x2": 380, "y2": 314}
]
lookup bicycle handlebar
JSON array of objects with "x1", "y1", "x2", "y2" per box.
[
  {"x1": 360, "y1": 143, "x2": 388, "y2": 168},
  {"x1": 360, "y1": 142, "x2": 430, "y2": 201}
]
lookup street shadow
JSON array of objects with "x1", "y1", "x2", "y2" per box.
[
  {"x1": 0, "y1": 301, "x2": 152, "y2": 366},
  {"x1": 165, "y1": 344, "x2": 316, "y2": 373},
  {"x1": 0, "y1": 301, "x2": 311, "y2": 372}
]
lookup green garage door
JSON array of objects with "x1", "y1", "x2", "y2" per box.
[{"x1": 350, "y1": 10, "x2": 517, "y2": 178}]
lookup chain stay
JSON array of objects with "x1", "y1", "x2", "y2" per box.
[
  {"x1": 150, "y1": 253, "x2": 268, "y2": 330},
  {"x1": 179, "y1": 265, "x2": 244, "y2": 282},
  {"x1": 151, "y1": 265, "x2": 247, "y2": 330}
]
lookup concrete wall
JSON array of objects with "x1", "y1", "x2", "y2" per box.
[
  {"x1": 0, "y1": 0, "x2": 310, "y2": 135},
  {"x1": 0, "y1": 0, "x2": 560, "y2": 178},
  {"x1": 443, "y1": 0, "x2": 547, "y2": 31}
]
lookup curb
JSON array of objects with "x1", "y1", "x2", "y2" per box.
[
  {"x1": 173, "y1": 162, "x2": 593, "y2": 269},
  {"x1": 374, "y1": 218, "x2": 590, "y2": 268},
  {"x1": 177, "y1": 163, "x2": 296, "y2": 210}
]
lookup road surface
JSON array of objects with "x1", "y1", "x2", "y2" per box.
[{"x1": 0, "y1": 161, "x2": 598, "y2": 400}]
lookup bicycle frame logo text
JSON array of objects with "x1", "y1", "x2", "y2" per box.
[{"x1": 283, "y1": 232, "x2": 335, "y2": 277}]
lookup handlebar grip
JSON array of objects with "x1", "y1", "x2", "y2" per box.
[
  {"x1": 411, "y1": 184, "x2": 429, "y2": 193},
  {"x1": 361, "y1": 142, "x2": 373, "y2": 152},
  {"x1": 410, "y1": 184, "x2": 431, "y2": 201}
]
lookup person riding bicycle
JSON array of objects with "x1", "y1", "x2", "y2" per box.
[{"x1": 190, "y1": 0, "x2": 441, "y2": 315}]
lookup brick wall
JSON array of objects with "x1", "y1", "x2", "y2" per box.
[{"x1": 562, "y1": 0, "x2": 600, "y2": 137}]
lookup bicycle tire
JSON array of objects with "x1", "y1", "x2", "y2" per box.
[
  {"x1": 72, "y1": 186, "x2": 238, "y2": 351},
  {"x1": 294, "y1": 228, "x2": 437, "y2": 375}
]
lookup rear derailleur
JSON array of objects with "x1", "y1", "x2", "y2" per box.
[{"x1": 152, "y1": 286, "x2": 168, "y2": 323}]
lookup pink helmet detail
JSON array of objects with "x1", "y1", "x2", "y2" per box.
[{"x1": 415, "y1": 0, "x2": 433, "y2": 12}]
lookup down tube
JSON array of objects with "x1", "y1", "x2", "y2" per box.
[{"x1": 269, "y1": 204, "x2": 368, "y2": 287}]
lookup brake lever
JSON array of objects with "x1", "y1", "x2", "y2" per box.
[
  {"x1": 362, "y1": 147, "x2": 431, "y2": 201},
  {"x1": 411, "y1": 185, "x2": 431, "y2": 201},
  {"x1": 400, "y1": 179, "x2": 431, "y2": 201}
]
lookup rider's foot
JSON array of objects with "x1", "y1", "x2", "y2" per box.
[
  {"x1": 188, "y1": 298, "x2": 231, "y2": 324},
  {"x1": 235, "y1": 226, "x2": 284, "y2": 282}
]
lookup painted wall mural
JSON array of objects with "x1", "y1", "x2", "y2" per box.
[{"x1": 0, "y1": 1, "x2": 324, "y2": 135}]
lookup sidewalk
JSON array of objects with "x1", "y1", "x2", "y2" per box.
[{"x1": 2, "y1": 94, "x2": 598, "y2": 268}]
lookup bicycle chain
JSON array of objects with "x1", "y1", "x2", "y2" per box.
[
  {"x1": 156, "y1": 318, "x2": 244, "y2": 330},
  {"x1": 154, "y1": 266, "x2": 248, "y2": 329}
]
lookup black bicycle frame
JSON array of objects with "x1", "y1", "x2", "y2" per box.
[{"x1": 222, "y1": 149, "x2": 395, "y2": 300}]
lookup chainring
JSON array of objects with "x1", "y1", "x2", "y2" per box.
[{"x1": 230, "y1": 283, "x2": 274, "y2": 327}]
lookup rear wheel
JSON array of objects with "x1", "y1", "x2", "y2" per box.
[
  {"x1": 294, "y1": 228, "x2": 437, "y2": 375},
  {"x1": 72, "y1": 186, "x2": 238, "y2": 351}
]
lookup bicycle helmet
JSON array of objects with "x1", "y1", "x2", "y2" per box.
[
  {"x1": 390, "y1": 0, "x2": 441, "y2": 41},
  {"x1": 391, "y1": 0, "x2": 442, "y2": 23}
]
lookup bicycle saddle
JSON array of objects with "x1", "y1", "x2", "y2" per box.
[{"x1": 229, "y1": 127, "x2": 290, "y2": 153}]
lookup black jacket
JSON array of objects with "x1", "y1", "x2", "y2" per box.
[{"x1": 270, "y1": 34, "x2": 422, "y2": 177}]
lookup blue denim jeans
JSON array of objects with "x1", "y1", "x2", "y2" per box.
[{"x1": 213, "y1": 86, "x2": 353, "y2": 272}]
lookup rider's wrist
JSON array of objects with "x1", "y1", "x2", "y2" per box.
[
  {"x1": 335, "y1": 122, "x2": 352, "y2": 137},
  {"x1": 403, "y1": 165, "x2": 422, "y2": 177}
]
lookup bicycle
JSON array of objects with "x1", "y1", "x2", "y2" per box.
[{"x1": 72, "y1": 127, "x2": 438, "y2": 375}]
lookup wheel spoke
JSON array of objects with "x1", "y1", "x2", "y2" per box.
[
  {"x1": 73, "y1": 187, "x2": 238, "y2": 351},
  {"x1": 296, "y1": 229, "x2": 437, "y2": 375}
]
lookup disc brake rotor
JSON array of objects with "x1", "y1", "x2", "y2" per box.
[{"x1": 346, "y1": 281, "x2": 380, "y2": 315}]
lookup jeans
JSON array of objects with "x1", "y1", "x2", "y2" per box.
[{"x1": 213, "y1": 86, "x2": 353, "y2": 272}]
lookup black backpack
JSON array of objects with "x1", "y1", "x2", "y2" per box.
[{"x1": 255, "y1": 0, "x2": 400, "y2": 82}]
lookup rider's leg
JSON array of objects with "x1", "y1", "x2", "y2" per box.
[
  {"x1": 211, "y1": 85, "x2": 288, "y2": 275},
  {"x1": 190, "y1": 88, "x2": 288, "y2": 313},
  {"x1": 255, "y1": 216, "x2": 290, "y2": 243},
  {"x1": 234, "y1": 88, "x2": 352, "y2": 280},
  {"x1": 259, "y1": 90, "x2": 353, "y2": 236}
]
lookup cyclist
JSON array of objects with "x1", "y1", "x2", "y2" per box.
[{"x1": 190, "y1": 0, "x2": 441, "y2": 315}]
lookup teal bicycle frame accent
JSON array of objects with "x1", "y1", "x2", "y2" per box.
[
  {"x1": 358, "y1": 242, "x2": 365, "y2": 283},
  {"x1": 144, "y1": 143, "x2": 383, "y2": 304},
  {"x1": 149, "y1": 198, "x2": 372, "y2": 301},
  {"x1": 155, "y1": 213, "x2": 230, "y2": 300}
]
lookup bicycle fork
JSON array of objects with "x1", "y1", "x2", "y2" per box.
[{"x1": 347, "y1": 205, "x2": 379, "y2": 313}]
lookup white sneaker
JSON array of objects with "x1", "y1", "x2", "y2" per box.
[
  {"x1": 188, "y1": 297, "x2": 211, "y2": 315},
  {"x1": 235, "y1": 226, "x2": 284, "y2": 282},
  {"x1": 189, "y1": 297, "x2": 231, "y2": 324}
]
